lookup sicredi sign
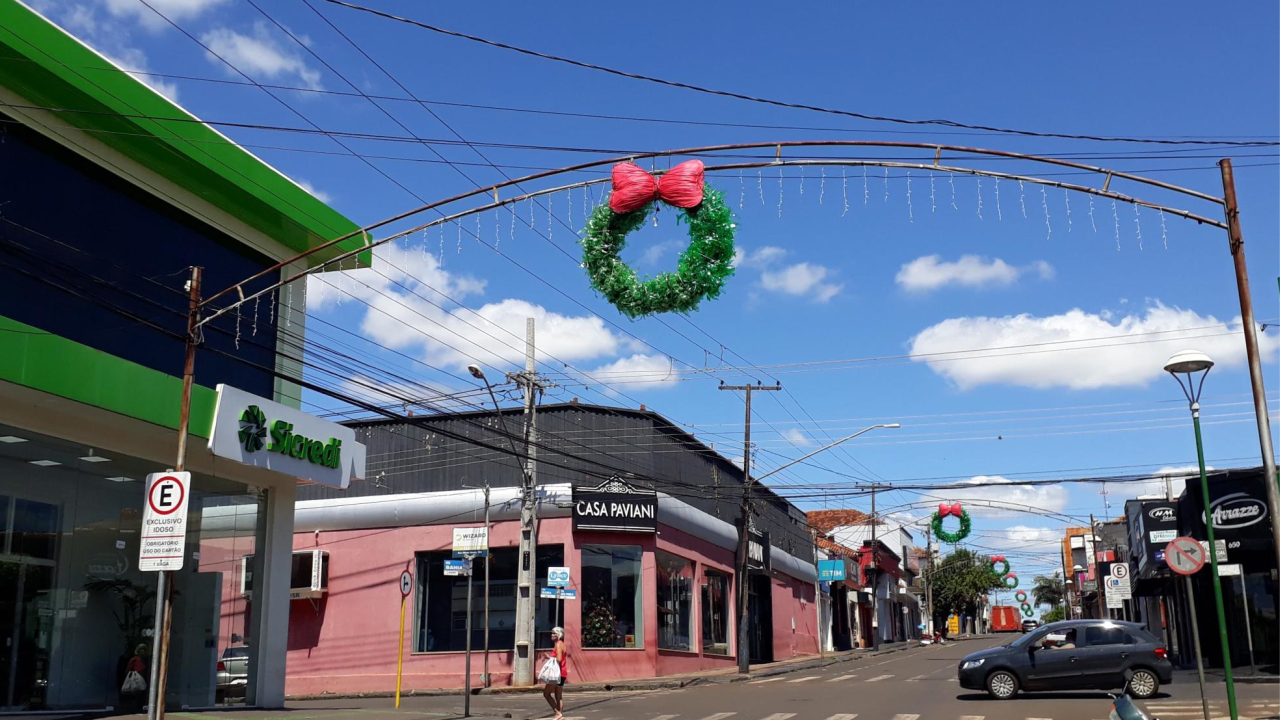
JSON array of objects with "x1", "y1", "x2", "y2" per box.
[{"x1": 208, "y1": 385, "x2": 365, "y2": 488}]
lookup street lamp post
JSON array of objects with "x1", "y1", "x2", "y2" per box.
[{"x1": 1164, "y1": 350, "x2": 1238, "y2": 720}]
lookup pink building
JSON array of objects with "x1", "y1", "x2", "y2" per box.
[{"x1": 279, "y1": 483, "x2": 820, "y2": 696}]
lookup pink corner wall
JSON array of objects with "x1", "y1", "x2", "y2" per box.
[{"x1": 283, "y1": 517, "x2": 816, "y2": 696}]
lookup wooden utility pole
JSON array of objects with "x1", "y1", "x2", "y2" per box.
[
  {"x1": 719, "y1": 381, "x2": 780, "y2": 674},
  {"x1": 147, "y1": 267, "x2": 201, "y2": 720}
]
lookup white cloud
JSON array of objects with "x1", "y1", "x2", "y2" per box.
[
  {"x1": 638, "y1": 239, "x2": 684, "y2": 267},
  {"x1": 307, "y1": 243, "x2": 623, "y2": 373},
  {"x1": 895, "y1": 254, "x2": 1053, "y2": 292},
  {"x1": 589, "y1": 353, "x2": 679, "y2": 389},
  {"x1": 1126, "y1": 465, "x2": 1214, "y2": 499},
  {"x1": 103, "y1": 0, "x2": 229, "y2": 31},
  {"x1": 40, "y1": 1, "x2": 180, "y2": 100},
  {"x1": 201, "y1": 22, "x2": 322, "y2": 89},
  {"x1": 939, "y1": 476, "x2": 1070, "y2": 518},
  {"x1": 295, "y1": 178, "x2": 332, "y2": 204},
  {"x1": 734, "y1": 246, "x2": 788, "y2": 268},
  {"x1": 909, "y1": 302, "x2": 1278, "y2": 390},
  {"x1": 781, "y1": 428, "x2": 812, "y2": 447},
  {"x1": 761, "y1": 262, "x2": 842, "y2": 302}
]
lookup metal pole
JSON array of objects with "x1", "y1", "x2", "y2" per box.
[
  {"x1": 464, "y1": 567, "x2": 474, "y2": 718},
  {"x1": 1185, "y1": 575, "x2": 1212, "y2": 720},
  {"x1": 1218, "y1": 159, "x2": 1280, "y2": 577},
  {"x1": 512, "y1": 318, "x2": 539, "y2": 686},
  {"x1": 871, "y1": 483, "x2": 879, "y2": 650},
  {"x1": 925, "y1": 526, "x2": 933, "y2": 637},
  {"x1": 1192, "y1": 408, "x2": 1238, "y2": 720},
  {"x1": 395, "y1": 595, "x2": 406, "y2": 708},
  {"x1": 1238, "y1": 575, "x2": 1255, "y2": 674},
  {"x1": 482, "y1": 484, "x2": 491, "y2": 688},
  {"x1": 148, "y1": 266, "x2": 201, "y2": 720}
]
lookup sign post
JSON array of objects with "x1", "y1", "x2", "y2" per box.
[
  {"x1": 548, "y1": 566, "x2": 570, "y2": 628},
  {"x1": 1166, "y1": 537, "x2": 1210, "y2": 720},
  {"x1": 452, "y1": 527, "x2": 486, "y2": 718},
  {"x1": 396, "y1": 570, "x2": 412, "y2": 708}
]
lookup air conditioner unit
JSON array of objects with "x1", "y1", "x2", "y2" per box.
[{"x1": 239, "y1": 549, "x2": 329, "y2": 600}]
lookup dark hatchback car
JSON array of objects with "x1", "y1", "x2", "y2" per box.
[{"x1": 958, "y1": 620, "x2": 1172, "y2": 700}]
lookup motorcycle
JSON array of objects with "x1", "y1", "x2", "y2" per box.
[{"x1": 1109, "y1": 687, "x2": 1160, "y2": 720}]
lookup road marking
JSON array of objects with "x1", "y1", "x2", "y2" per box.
[
  {"x1": 889, "y1": 714, "x2": 919, "y2": 720},
  {"x1": 866, "y1": 674, "x2": 893, "y2": 682},
  {"x1": 947, "y1": 678, "x2": 958, "y2": 682},
  {"x1": 651, "y1": 715, "x2": 678, "y2": 720},
  {"x1": 957, "y1": 715, "x2": 985, "y2": 720},
  {"x1": 787, "y1": 676, "x2": 821, "y2": 683},
  {"x1": 823, "y1": 714, "x2": 858, "y2": 720},
  {"x1": 750, "y1": 677, "x2": 786, "y2": 684},
  {"x1": 1026, "y1": 717, "x2": 1053, "y2": 720},
  {"x1": 906, "y1": 675, "x2": 930, "y2": 682},
  {"x1": 695, "y1": 714, "x2": 735, "y2": 720},
  {"x1": 827, "y1": 673, "x2": 858, "y2": 682},
  {"x1": 759, "y1": 714, "x2": 796, "y2": 720}
]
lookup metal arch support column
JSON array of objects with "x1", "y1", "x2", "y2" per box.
[{"x1": 1218, "y1": 158, "x2": 1280, "y2": 576}]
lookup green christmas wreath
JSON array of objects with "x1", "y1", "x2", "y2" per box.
[
  {"x1": 581, "y1": 187, "x2": 736, "y2": 318},
  {"x1": 931, "y1": 503, "x2": 972, "y2": 544},
  {"x1": 1014, "y1": 590, "x2": 1028, "y2": 603},
  {"x1": 1004, "y1": 573, "x2": 1019, "y2": 589},
  {"x1": 1021, "y1": 603, "x2": 1034, "y2": 617},
  {"x1": 989, "y1": 556, "x2": 1010, "y2": 577}
]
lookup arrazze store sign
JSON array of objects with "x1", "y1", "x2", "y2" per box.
[
  {"x1": 1205, "y1": 492, "x2": 1267, "y2": 530},
  {"x1": 209, "y1": 385, "x2": 365, "y2": 489},
  {"x1": 573, "y1": 477, "x2": 657, "y2": 533}
]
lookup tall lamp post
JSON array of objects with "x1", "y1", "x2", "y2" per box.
[{"x1": 1164, "y1": 350, "x2": 1238, "y2": 720}]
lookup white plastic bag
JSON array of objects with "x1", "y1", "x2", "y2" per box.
[
  {"x1": 537, "y1": 656, "x2": 561, "y2": 684},
  {"x1": 122, "y1": 670, "x2": 147, "y2": 693}
]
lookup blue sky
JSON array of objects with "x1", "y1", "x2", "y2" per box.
[{"x1": 27, "y1": 0, "x2": 1279, "y2": 581}]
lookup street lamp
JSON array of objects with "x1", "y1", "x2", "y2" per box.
[
  {"x1": 1165, "y1": 350, "x2": 1238, "y2": 720},
  {"x1": 468, "y1": 364, "x2": 526, "y2": 467}
]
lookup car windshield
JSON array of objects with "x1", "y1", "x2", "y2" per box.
[{"x1": 222, "y1": 647, "x2": 250, "y2": 659}]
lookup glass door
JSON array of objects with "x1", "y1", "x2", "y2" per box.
[{"x1": 0, "y1": 560, "x2": 56, "y2": 710}]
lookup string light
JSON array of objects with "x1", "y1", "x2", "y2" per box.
[
  {"x1": 994, "y1": 178, "x2": 1002, "y2": 221},
  {"x1": 883, "y1": 167, "x2": 889, "y2": 203},
  {"x1": 1133, "y1": 204, "x2": 1143, "y2": 251},
  {"x1": 778, "y1": 165, "x2": 784, "y2": 218},
  {"x1": 420, "y1": 227, "x2": 427, "y2": 267},
  {"x1": 440, "y1": 221, "x2": 446, "y2": 265},
  {"x1": 841, "y1": 168, "x2": 849, "y2": 217},
  {"x1": 269, "y1": 288, "x2": 276, "y2": 327},
  {"x1": 1064, "y1": 189, "x2": 1072, "y2": 233},
  {"x1": 510, "y1": 206, "x2": 516, "y2": 243},
  {"x1": 863, "y1": 166, "x2": 869, "y2": 206},
  {"x1": 234, "y1": 303, "x2": 241, "y2": 350},
  {"x1": 1112, "y1": 199, "x2": 1121, "y2": 251},
  {"x1": 907, "y1": 171, "x2": 914, "y2": 222},
  {"x1": 758, "y1": 169, "x2": 765, "y2": 206},
  {"x1": 930, "y1": 171, "x2": 937, "y2": 213},
  {"x1": 457, "y1": 219, "x2": 462, "y2": 254},
  {"x1": 583, "y1": 182, "x2": 589, "y2": 218},
  {"x1": 949, "y1": 172, "x2": 958, "y2": 210},
  {"x1": 528, "y1": 196, "x2": 534, "y2": 228},
  {"x1": 799, "y1": 167, "x2": 805, "y2": 196},
  {"x1": 478, "y1": 210, "x2": 483, "y2": 246},
  {"x1": 819, "y1": 167, "x2": 825, "y2": 205},
  {"x1": 548, "y1": 193, "x2": 553, "y2": 239},
  {"x1": 976, "y1": 177, "x2": 984, "y2": 221},
  {"x1": 739, "y1": 170, "x2": 745, "y2": 210},
  {"x1": 1159, "y1": 208, "x2": 1169, "y2": 249},
  {"x1": 567, "y1": 186, "x2": 573, "y2": 225},
  {"x1": 1040, "y1": 186, "x2": 1051, "y2": 240},
  {"x1": 252, "y1": 294, "x2": 260, "y2": 337},
  {"x1": 494, "y1": 209, "x2": 500, "y2": 249},
  {"x1": 1088, "y1": 196, "x2": 1098, "y2": 233},
  {"x1": 285, "y1": 283, "x2": 292, "y2": 328}
]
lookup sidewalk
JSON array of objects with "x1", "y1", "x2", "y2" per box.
[{"x1": 1174, "y1": 665, "x2": 1280, "y2": 685}]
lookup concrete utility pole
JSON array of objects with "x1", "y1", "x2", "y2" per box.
[
  {"x1": 870, "y1": 483, "x2": 881, "y2": 650},
  {"x1": 1219, "y1": 159, "x2": 1280, "y2": 576},
  {"x1": 511, "y1": 318, "x2": 546, "y2": 686},
  {"x1": 924, "y1": 525, "x2": 934, "y2": 638},
  {"x1": 719, "y1": 381, "x2": 780, "y2": 674}
]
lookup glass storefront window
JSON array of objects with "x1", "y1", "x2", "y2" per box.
[
  {"x1": 414, "y1": 545, "x2": 563, "y2": 653},
  {"x1": 701, "y1": 569, "x2": 732, "y2": 655},
  {"x1": 656, "y1": 552, "x2": 693, "y2": 651},
  {"x1": 0, "y1": 423, "x2": 260, "y2": 711},
  {"x1": 581, "y1": 545, "x2": 642, "y2": 649}
]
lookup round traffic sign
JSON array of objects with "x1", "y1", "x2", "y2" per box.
[
  {"x1": 1111, "y1": 563, "x2": 1129, "y2": 580},
  {"x1": 400, "y1": 570, "x2": 413, "y2": 596},
  {"x1": 1165, "y1": 536, "x2": 1206, "y2": 576},
  {"x1": 148, "y1": 476, "x2": 186, "y2": 515}
]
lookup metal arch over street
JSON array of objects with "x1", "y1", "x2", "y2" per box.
[{"x1": 196, "y1": 139, "x2": 1233, "y2": 317}]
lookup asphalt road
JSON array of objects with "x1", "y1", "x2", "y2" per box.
[{"x1": 495, "y1": 638, "x2": 1279, "y2": 720}]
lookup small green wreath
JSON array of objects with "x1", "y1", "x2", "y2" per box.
[
  {"x1": 990, "y1": 557, "x2": 1011, "y2": 576},
  {"x1": 1021, "y1": 603, "x2": 1034, "y2": 617},
  {"x1": 1014, "y1": 590, "x2": 1028, "y2": 603},
  {"x1": 931, "y1": 503, "x2": 972, "y2": 544},
  {"x1": 1004, "y1": 573, "x2": 1019, "y2": 589},
  {"x1": 581, "y1": 186, "x2": 736, "y2": 318}
]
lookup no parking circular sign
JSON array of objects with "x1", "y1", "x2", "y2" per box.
[{"x1": 140, "y1": 472, "x2": 191, "y2": 571}]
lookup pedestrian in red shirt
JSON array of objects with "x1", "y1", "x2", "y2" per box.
[{"x1": 541, "y1": 627, "x2": 568, "y2": 720}]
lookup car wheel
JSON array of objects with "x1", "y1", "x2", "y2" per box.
[
  {"x1": 1127, "y1": 669, "x2": 1159, "y2": 699},
  {"x1": 987, "y1": 670, "x2": 1019, "y2": 700}
]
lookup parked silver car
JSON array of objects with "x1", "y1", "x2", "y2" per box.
[{"x1": 216, "y1": 646, "x2": 250, "y2": 702}]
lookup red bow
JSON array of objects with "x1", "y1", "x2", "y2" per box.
[
  {"x1": 992, "y1": 555, "x2": 1006, "y2": 563},
  {"x1": 1006, "y1": 572, "x2": 1017, "y2": 579},
  {"x1": 609, "y1": 160, "x2": 705, "y2": 214},
  {"x1": 938, "y1": 502, "x2": 963, "y2": 518}
]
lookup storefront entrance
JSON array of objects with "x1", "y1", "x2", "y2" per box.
[
  {"x1": 0, "y1": 558, "x2": 56, "y2": 710},
  {"x1": 747, "y1": 575, "x2": 773, "y2": 664}
]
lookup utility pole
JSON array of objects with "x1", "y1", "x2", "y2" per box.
[
  {"x1": 148, "y1": 266, "x2": 201, "y2": 720},
  {"x1": 719, "y1": 381, "x2": 780, "y2": 674},
  {"x1": 1219, "y1": 159, "x2": 1280, "y2": 576},
  {"x1": 510, "y1": 318, "x2": 546, "y2": 686},
  {"x1": 463, "y1": 481, "x2": 492, "y2": 688},
  {"x1": 870, "y1": 482, "x2": 881, "y2": 650},
  {"x1": 924, "y1": 525, "x2": 934, "y2": 638}
]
